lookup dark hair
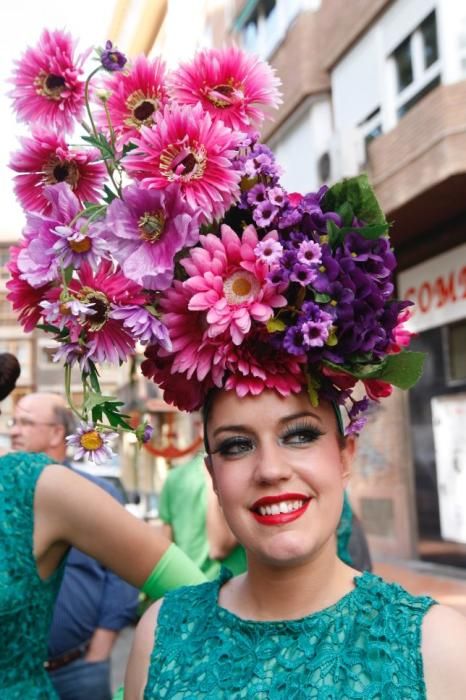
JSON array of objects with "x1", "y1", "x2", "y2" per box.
[{"x1": 0, "y1": 353, "x2": 21, "y2": 401}]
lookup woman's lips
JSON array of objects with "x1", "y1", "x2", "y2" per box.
[{"x1": 251, "y1": 493, "x2": 311, "y2": 526}]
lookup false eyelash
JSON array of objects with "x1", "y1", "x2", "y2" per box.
[
  {"x1": 208, "y1": 435, "x2": 254, "y2": 456},
  {"x1": 281, "y1": 421, "x2": 325, "y2": 440}
]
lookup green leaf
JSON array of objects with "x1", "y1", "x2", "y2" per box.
[
  {"x1": 327, "y1": 219, "x2": 344, "y2": 249},
  {"x1": 103, "y1": 185, "x2": 117, "y2": 204},
  {"x1": 83, "y1": 392, "x2": 121, "y2": 412},
  {"x1": 322, "y1": 174, "x2": 387, "y2": 228},
  {"x1": 266, "y1": 318, "x2": 286, "y2": 332},
  {"x1": 36, "y1": 323, "x2": 64, "y2": 335},
  {"x1": 337, "y1": 201, "x2": 354, "y2": 227},
  {"x1": 372, "y1": 351, "x2": 425, "y2": 389},
  {"x1": 313, "y1": 292, "x2": 331, "y2": 304},
  {"x1": 64, "y1": 266, "x2": 74, "y2": 285}
]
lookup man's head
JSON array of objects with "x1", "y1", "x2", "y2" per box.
[{"x1": 10, "y1": 392, "x2": 77, "y2": 461}]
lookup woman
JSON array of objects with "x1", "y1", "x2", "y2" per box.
[
  {"x1": 0, "y1": 353, "x2": 206, "y2": 699},
  {"x1": 126, "y1": 388, "x2": 466, "y2": 699}
]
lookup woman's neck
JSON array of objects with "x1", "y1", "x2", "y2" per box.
[{"x1": 220, "y1": 541, "x2": 359, "y2": 622}]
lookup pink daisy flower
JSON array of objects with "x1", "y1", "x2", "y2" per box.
[
  {"x1": 224, "y1": 332, "x2": 307, "y2": 398},
  {"x1": 6, "y1": 243, "x2": 52, "y2": 332},
  {"x1": 122, "y1": 102, "x2": 242, "y2": 221},
  {"x1": 58, "y1": 261, "x2": 148, "y2": 364},
  {"x1": 9, "y1": 29, "x2": 88, "y2": 134},
  {"x1": 181, "y1": 223, "x2": 287, "y2": 345},
  {"x1": 168, "y1": 45, "x2": 282, "y2": 131},
  {"x1": 10, "y1": 129, "x2": 106, "y2": 215},
  {"x1": 94, "y1": 54, "x2": 169, "y2": 146}
]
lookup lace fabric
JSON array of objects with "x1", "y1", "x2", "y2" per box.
[
  {"x1": 0, "y1": 452, "x2": 64, "y2": 699},
  {"x1": 145, "y1": 567, "x2": 435, "y2": 699}
]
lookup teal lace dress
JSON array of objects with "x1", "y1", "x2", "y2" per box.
[
  {"x1": 0, "y1": 452, "x2": 65, "y2": 699},
  {"x1": 145, "y1": 568, "x2": 436, "y2": 699}
]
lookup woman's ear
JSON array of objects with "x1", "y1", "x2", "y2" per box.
[{"x1": 340, "y1": 435, "x2": 356, "y2": 485}]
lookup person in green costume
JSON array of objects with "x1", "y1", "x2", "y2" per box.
[{"x1": 0, "y1": 353, "x2": 207, "y2": 700}]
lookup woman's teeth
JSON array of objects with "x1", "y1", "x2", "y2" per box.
[{"x1": 257, "y1": 500, "x2": 305, "y2": 516}]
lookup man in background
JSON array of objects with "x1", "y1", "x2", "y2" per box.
[{"x1": 10, "y1": 392, "x2": 138, "y2": 700}]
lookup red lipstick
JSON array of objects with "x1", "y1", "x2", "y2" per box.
[{"x1": 251, "y1": 493, "x2": 311, "y2": 526}]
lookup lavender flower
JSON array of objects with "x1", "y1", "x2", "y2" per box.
[
  {"x1": 52, "y1": 220, "x2": 109, "y2": 268},
  {"x1": 290, "y1": 263, "x2": 316, "y2": 286},
  {"x1": 254, "y1": 237, "x2": 283, "y2": 265},
  {"x1": 100, "y1": 40, "x2": 127, "y2": 72},
  {"x1": 110, "y1": 304, "x2": 172, "y2": 348},
  {"x1": 52, "y1": 341, "x2": 98, "y2": 372},
  {"x1": 252, "y1": 200, "x2": 278, "y2": 228},
  {"x1": 297, "y1": 240, "x2": 322, "y2": 266},
  {"x1": 247, "y1": 184, "x2": 267, "y2": 206},
  {"x1": 66, "y1": 422, "x2": 118, "y2": 463}
]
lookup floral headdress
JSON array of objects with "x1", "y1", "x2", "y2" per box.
[{"x1": 7, "y1": 29, "x2": 423, "y2": 459}]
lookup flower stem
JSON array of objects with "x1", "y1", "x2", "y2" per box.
[{"x1": 65, "y1": 364, "x2": 86, "y2": 422}]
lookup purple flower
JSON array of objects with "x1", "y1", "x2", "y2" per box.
[
  {"x1": 247, "y1": 184, "x2": 267, "y2": 206},
  {"x1": 277, "y1": 206, "x2": 302, "y2": 229},
  {"x1": 312, "y1": 247, "x2": 341, "y2": 293},
  {"x1": 252, "y1": 200, "x2": 278, "y2": 228},
  {"x1": 52, "y1": 220, "x2": 108, "y2": 268},
  {"x1": 267, "y1": 267, "x2": 288, "y2": 288},
  {"x1": 297, "y1": 240, "x2": 322, "y2": 266},
  {"x1": 283, "y1": 326, "x2": 306, "y2": 355},
  {"x1": 52, "y1": 341, "x2": 98, "y2": 372},
  {"x1": 268, "y1": 186, "x2": 286, "y2": 207},
  {"x1": 254, "y1": 237, "x2": 283, "y2": 265},
  {"x1": 290, "y1": 263, "x2": 316, "y2": 286},
  {"x1": 40, "y1": 298, "x2": 95, "y2": 337},
  {"x1": 346, "y1": 415, "x2": 368, "y2": 436},
  {"x1": 101, "y1": 184, "x2": 200, "y2": 290},
  {"x1": 110, "y1": 305, "x2": 171, "y2": 348},
  {"x1": 100, "y1": 40, "x2": 127, "y2": 72}
]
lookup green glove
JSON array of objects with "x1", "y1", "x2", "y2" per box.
[{"x1": 141, "y1": 543, "x2": 207, "y2": 599}]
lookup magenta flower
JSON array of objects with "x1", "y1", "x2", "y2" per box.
[
  {"x1": 168, "y1": 45, "x2": 282, "y2": 131},
  {"x1": 123, "y1": 102, "x2": 243, "y2": 221},
  {"x1": 297, "y1": 240, "x2": 322, "y2": 266},
  {"x1": 100, "y1": 184, "x2": 199, "y2": 290},
  {"x1": 6, "y1": 242, "x2": 52, "y2": 332},
  {"x1": 182, "y1": 223, "x2": 287, "y2": 345},
  {"x1": 10, "y1": 129, "x2": 106, "y2": 215},
  {"x1": 254, "y1": 235, "x2": 283, "y2": 265},
  {"x1": 94, "y1": 54, "x2": 168, "y2": 146},
  {"x1": 9, "y1": 29, "x2": 88, "y2": 134}
]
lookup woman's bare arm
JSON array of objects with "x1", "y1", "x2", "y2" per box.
[
  {"x1": 125, "y1": 600, "x2": 162, "y2": 699},
  {"x1": 34, "y1": 465, "x2": 170, "y2": 586}
]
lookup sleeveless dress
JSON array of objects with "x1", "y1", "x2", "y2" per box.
[
  {"x1": 0, "y1": 452, "x2": 65, "y2": 699},
  {"x1": 145, "y1": 567, "x2": 436, "y2": 699}
]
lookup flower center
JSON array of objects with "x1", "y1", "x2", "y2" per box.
[
  {"x1": 138, "y1": 211, "x2": 165, "y2": 242},
  {"x1": 69, "y1": 237, "x2": 92, "y2": 253},
  {"x1": 79, "y1": 288, "x2": 109, "y2": 330},
  {"x1": 80, "y1": 430, "x2": 103, "y2": 451},
  {"x1": 205, "y1": 81, "x2": 243, "y2": 108},
  {"x1": 125, "y1": 90, "x2": 159, "y2": 128},
  {"x1": 35, "y1": 71, "x2": 66, "y2": 100},
  {"x1": 160, "y1": 141, "x2": 207, "y2": 182},
  {"x1": 43, "y1": 156, "x2": 80, "y2": 189},
  {"x1": 223, "y1": 270, "x2": 260, "y2": 305}
]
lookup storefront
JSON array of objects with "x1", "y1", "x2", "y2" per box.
[{"x1": 398, "y1": 242, "x2": 466, "y2": 568}]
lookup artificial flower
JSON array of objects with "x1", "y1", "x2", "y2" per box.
[
  {"x1": 100, "y1": 40, "x2": 127, "y2": 72},
  {"x1": 122, "y1": 102, "x2": 243, "y2": 221},
  {"x1": 168, "y1": 45, "x2": 282, "y2": 131},
  {"x1": 9, "y1": 29, "x2": 88, "y2": 133},
  {"x1": 66, "y1": 422, "x2": 118, "y2": 464}
]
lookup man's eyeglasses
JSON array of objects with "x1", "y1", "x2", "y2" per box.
[{"x1": 6, "y1": 418, "x2": 57, "y2": 428}]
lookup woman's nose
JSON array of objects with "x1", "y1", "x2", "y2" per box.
[{"x1": 252, "y1": 442, "x2": 292, "y2": 484}]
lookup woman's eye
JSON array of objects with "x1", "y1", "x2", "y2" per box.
[
  {"x1": 282, "y1": 427, "x2": 323, "y2": 446},
  {"x1": 215, "y1": 437, "x2": 254, "y2": 458}
]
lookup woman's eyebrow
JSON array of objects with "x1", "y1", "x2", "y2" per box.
[
  {"x1": 278, "y1": 411, "x2": 323, "y2": 425},
  {"x1": 212, "y1": 424, "x2": 250, "y2": 438}
]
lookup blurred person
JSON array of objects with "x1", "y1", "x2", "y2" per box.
[
  {"x1": 0, "y1": 354, "x2": 207, "y2": 700},
  {"x1": 10, "y1": 392, "x2": 138, "y2": 700},
  {"x1": 158, "y1": 451, "x2": 247, "y2": 580}
]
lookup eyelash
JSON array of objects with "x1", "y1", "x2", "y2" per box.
[{"x1": 211, "y1": 422, "x2": 324, "y2": 459}]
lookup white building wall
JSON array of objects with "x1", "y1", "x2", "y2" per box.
[{"x1": 268, "y1": 97, "x2": 332, "y2": 194}]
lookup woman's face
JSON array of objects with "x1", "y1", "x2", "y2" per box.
[{"x1": 205, "y1": 389, "x2": 355, "y2": 568}]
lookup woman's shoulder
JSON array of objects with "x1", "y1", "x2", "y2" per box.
[
  {"x1": 422, "y1": 604, "x2": 466, "y2": 699},
  {"x1": 354, "y1": 570, "x2": 435, "y2": 611},
  {"x1": 0, "y1": 451, "x2": 53, "y2": 489}
]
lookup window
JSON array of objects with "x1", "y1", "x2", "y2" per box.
[
  {"x1": 236, "y1": 0, "x2": 299, "y2": 58},
  {"x1": 390, "y1": 10, "x2": 441, "y2": 120},
  {"x1": 447, "y1": 320, "x2": 466, "y2": 383}
]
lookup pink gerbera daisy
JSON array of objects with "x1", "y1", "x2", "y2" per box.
[
  {"x1": 181, "y1": 223, "x2": 287, "y2": 345},
  {"x1": 61, "y1": 260, "x2": 148, "y2": 364},
  {"x1": 10, "y1": 129, "x2": 106, "y2": 215},
  {"x1": 122, "y1": 102, "x2": 242, "y2": 221},
  {"x1": 168, "y1": 45, "x2": 282, "y2": 131},
  {"x1": 9, "y1": 29, "x2": 88, "y2": 134},
  {"x1": 6, "y1": 243, "x2": 52, "y2": 332},
  {"x1": 224, "y1": 331, "x2": 307, "y2": 398},
  {"x1": 94, "y1": 55, "x2": 169, "y2": 147}
]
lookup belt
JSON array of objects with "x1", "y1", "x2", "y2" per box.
[{"x1": 44, "y1": 642, "x2": 90, "y2": 672}]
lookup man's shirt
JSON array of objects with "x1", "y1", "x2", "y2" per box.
[{"x1": 47, "y1": 468, "x2": 139, "y2": 658}]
